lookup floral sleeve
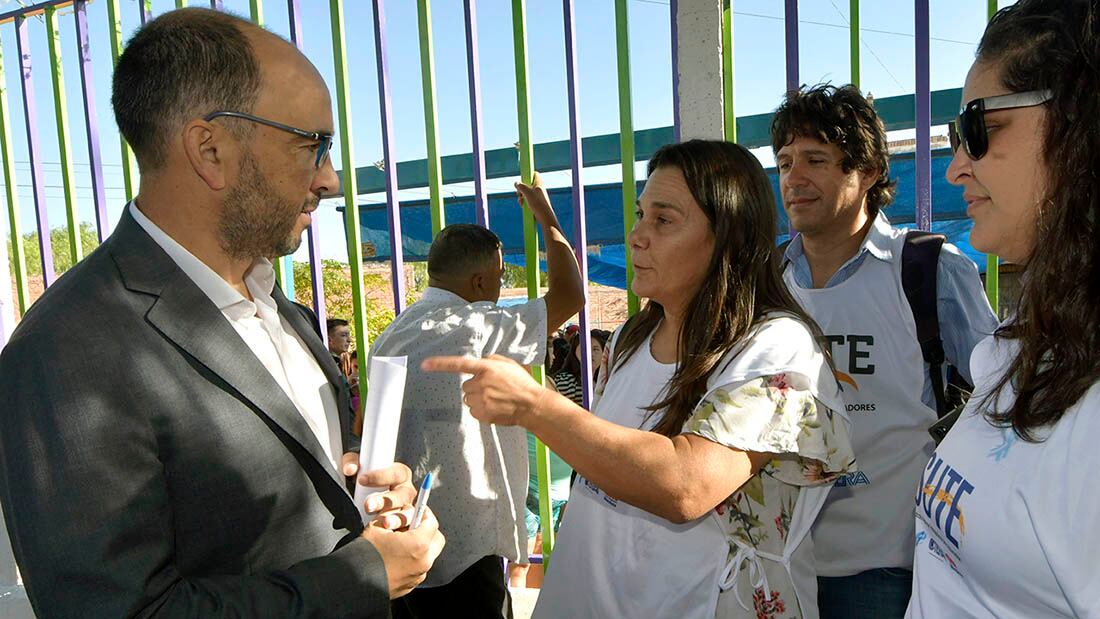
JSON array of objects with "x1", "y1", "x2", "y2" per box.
[{"x1": 685, "y1": 373, "x2": 856, "y2": 486}]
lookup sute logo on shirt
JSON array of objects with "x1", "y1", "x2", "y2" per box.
[{"x1": 915, "y1": 453, "x2": 975, "y2": 550}]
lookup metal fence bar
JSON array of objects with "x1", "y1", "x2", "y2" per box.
[
  {"x1": 850, "y1": 0, "x2": 860, "y2": 88},
  {"x1": 614, "y1": 0, "x2": 638, "y2": 316},
  {"x1": 330, "y1": 0, "x2": 369, "y2": 391},
  {"x1": 0, "y1": 33, "x2": 29, "y2": 314},
  {"x1": 463, "y1": 0, "x2": 489, "y2": 227},
  {"x1": 74, "y1": 0, "x2": 109, "y2": 242},
  {"x1": 722, "y1": 0, "x2": 734, "y2": 142},
  {"x1": 211, "y1": 0, "x2": 223, "y2": 9},
  {"x1": 784, "y1": 0, "x2": 798, "y2": 94},
  {"x1": 563, "y1": 0, "x2": 591, "y2": 410},
  {"x1": 371, "y1": 0, "x2": 407, "y2": 314},
  {"x1": 286, "y1": 0, "x2": 327, "y2": 339},
  {"x1": 417, "y1": 0, "x2": 445, "y2": 235},
  {"x1": 16, "y1": 16, "x2": 56, "y2": 287},
  {"x1": 46, "y1": 5, "x2": 82, "y2": 265},
  {"x1": 139, "y1": 0, "x2": 152, "y2": 25},
  {"x1": 176, "y1": 1, "x2": 188, "y2": 8},
  {"x1": 984, "y1": 0, "x2": 999, "y2": 313},
  {"x1": 914, "y1": 0, "x2": 931, "y2": 231},
  {"x1": 106, "y1": 0, "x2": 137, "y2": 200},
  {"x1": 670, "y1": 0, "x2": 679, "y2": 143}
]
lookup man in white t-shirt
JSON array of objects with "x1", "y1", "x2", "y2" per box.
[
  {"x1": 372, "y1": 175, "x2": 584, "y2": 619},
  {"x1": 771, "y1": 84, "x2": 998, "y2": 618}
]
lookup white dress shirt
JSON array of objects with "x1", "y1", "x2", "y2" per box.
[
  {"x1": 369, "y1": 286, "x2": 548, "y2": 587},
  {"x1": 130, "y1": 202, "x2": 343, "y2": 472}
]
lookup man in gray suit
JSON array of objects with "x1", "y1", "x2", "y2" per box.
[{"x1": 0, "y1": 8, "x2": 443, "y2": 617}]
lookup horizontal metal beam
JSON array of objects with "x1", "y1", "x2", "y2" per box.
[
  {"x1": 0, "y1": 1, "x2": 74, "y2": 24},
  {"x1": 339, "y1": 86, "x2": 962, "y2": 197}
]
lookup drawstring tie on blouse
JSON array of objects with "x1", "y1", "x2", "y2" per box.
[{"x1": 719, "y1": 537, "x2": 783, "y2": 613}]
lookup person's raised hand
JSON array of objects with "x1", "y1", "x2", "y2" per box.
[
  {"x1": 420, "y1": 355, "x2": 548, "y2": 427},
  {"x1": 360, "y1": 507, "x2": 446, "y2": 599},
  {"x1": 514, "y1": 171, "x2": 557, "y2": 226}
]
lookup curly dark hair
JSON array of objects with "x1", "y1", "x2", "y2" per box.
[
  {"x1": 972, "y1": 0, "x2": 1100, "y2": 441},
  {"x1": 611, "y1": 140, "x2": 832, "y2": 437},
  {"x1": 770, "y1": 83, "x2": 897, "y2": 217}
]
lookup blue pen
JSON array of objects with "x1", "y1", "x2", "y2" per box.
[{"x1": 410, "y1": 472, "x2": 434, "y2": 529}]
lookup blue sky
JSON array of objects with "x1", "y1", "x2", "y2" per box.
[{"x1": 0, "y1": 0, "x2": 1008, "y2": 263}]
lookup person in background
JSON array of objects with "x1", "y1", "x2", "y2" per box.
[
  {"x1": 771, "y1": 83, "x2": 997, "y2": 618},
  {"x1": 369, "y1": 172, "x2": 585, "y2": 619},
  {"x1": 327, "y1": 317, "x2": 351, "y2": 361},
  {"x1": 0, "y1": 9, "x2": 443, "y2": 616},
  {"x1": 425, "y1": 140, "x2": 857, "y2": 619},
  {"x1": 907, "y1": 1, "x2": 1100, "y2": 616}
]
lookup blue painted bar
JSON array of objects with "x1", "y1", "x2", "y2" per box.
[
  {"x1": 670, "y1": 0, "x2": 680, "y2": 143},
  {"x1": 463, "y1": 0, "x2": 489, "y2": 227},
  {"x1": 563, "y1": 0, "x2": 592, "y2": 407},
  {"x1": 15, "y1": 16, "x2": 56, "y2": 287},
  {"x1": 915, "y1": 0, "x2": 931, "y2": 231},
  {"x1": 784, "y1": 0, "x2": 798, "y2": 94},
  {"x1": 371, "y1": 0, "x2": 407, "y2": 313},
  {"x1": 74, "y1": 0, "x2": 108, "y2": 242}
]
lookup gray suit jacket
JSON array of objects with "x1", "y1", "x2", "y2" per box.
[{"x1": 0, "y1": 210, "x2": 389, "y2": 617}]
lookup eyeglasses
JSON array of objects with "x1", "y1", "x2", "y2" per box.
[
  {"x1": 947, "y1": 90, "x2": 1051, "y2": 161},
  {"x1": 203, "y1": 110, "x2": 334, "y2": 169}
]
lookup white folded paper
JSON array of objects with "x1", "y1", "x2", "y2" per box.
[{"x1": 354, "y1": 355, "x2": 408, "y2": 524}]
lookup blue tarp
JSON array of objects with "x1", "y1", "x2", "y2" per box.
[{"x1": 354, "y1": 150, "x2": 987, "y2": 289}]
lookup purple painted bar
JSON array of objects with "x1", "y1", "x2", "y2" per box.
[
  {"x1": 15, "y1": 16, "x2": 55, "y2": 287},
  {"x1": 784, "y1": 0, "x2": 799, "y2": 94},
  {"x1": 670, "y1": 0, "x2": 680, "y2": 143},
  {"x1": 285, "y1": 0, "x2": 327, "y2": 341},
  {"x1": 139, "y1": 0, "x2": 151, "y2": 24},
  {"x1": 914, "y1": 0, "x2": 931, "y2": 231},
  {"x1": 563, "y1": 0, "x2": 592, "y2": 407},
  {"x1": 210, "y1": 0, "x2": 223, "y2": 10},
  {"x1": 74, "y1": 1, "x2": 109, "y2": 242},
  {"x1": 463, "y1": 0, "x2": 489, "y2": 227},
  {"x1": 372, "y1": 0, "x2": 407, "y2": 313}
]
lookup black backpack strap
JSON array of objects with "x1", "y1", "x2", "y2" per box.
[{"x1": 900, "y1": 230, "x2": 949, "y2": 417}]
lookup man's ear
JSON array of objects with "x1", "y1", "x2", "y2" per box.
[
  {"x1": 470, "y1": 272, "x2": 486, "y2": 298},
  {"x1": 182, "y1": 119, "x2": 231, "y2": 191},
  {"x1": 858, "y1": 166, "x2": 881, "y2": 195}
]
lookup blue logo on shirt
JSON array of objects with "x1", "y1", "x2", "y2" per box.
[
  {"x1": 915, "y1": 453, "x2": 974, "y2": 550},
  {"x1": 833, "y1": 471, "x2": 871, "y2": 487}
]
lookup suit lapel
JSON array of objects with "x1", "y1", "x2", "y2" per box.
[{"x1": 109, "y1": 210, "x2": 347, "y2": 492}]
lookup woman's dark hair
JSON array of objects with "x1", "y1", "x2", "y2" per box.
[
  {"x1": 610, "y1": 140, "x2": 831, "y2": 437},
  {"x1": 973, "y1": 0, "x2": 1100, "y2": 441},
  {"x1": 770, "y1": 84, "x2": 897, "y2": 218}
]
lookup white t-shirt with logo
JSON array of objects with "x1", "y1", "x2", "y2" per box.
[{"x1": 906, "y1": 334, "x2": 1100, "y2": 618}]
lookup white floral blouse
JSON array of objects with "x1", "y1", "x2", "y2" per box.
[{"x1": 686, "y1": 373, "x2": 857, "y2": 619}]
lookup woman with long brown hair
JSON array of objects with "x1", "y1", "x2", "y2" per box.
[
  {"x1": 425, "y1": 140, "x2": 855, "y2": 618},
  {"x1": 907, "y1": 1, "x2": 1099, "y2": 617}
]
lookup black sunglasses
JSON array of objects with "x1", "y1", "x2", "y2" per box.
[
  {"x1": 947, "y1": 90, "x2": 1051, "y2": 161},
  {"x1": 203, "y1": 110, "x2": 334, "y2": 169}
]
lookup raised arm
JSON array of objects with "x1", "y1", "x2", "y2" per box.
[{"x1": 515, "y1": 172, "x2": 585, "y2": 335}]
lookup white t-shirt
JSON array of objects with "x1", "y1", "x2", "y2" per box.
[
  {"x1": 534, "y1": 315, "x2": 848, "y2": 619},
  {"x1": 906, "y1": 334, "x2": 1100, "y2": 618},
  {"x1": 369, "y1": 287, "x2": 547, "y2": 587}
]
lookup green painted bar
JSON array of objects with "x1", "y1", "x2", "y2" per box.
[
  {"x1": 850, "y1": 0, "x2": 860, "y2": 87},
  {"x1": 330, "y1": 0, "x2": 369, "y2": 394},
  {"x1": 417, "y1": 0, "x2": 445, "y2": 235},
  {"x1": 0, "y1": 34, "x2": 29, "y2": 314},
  {"x1": 984, "y1": 0, "x2": 999, "y2": 314},
  {"x1": 250, "y1": 0, "x2": 263, "y2": 25},
  {"x1": 46, "y1": 6, "x2": 82, "y2": 265},
  {"x1": 342, "y1": 87, "x2": 963, "y2": 195},
  {"x1": 106, "y1": 0, "x2": 137, "y2": 200},
  {"x1": 722, "y1": 0, "x2": 735, "y2": 142},
  {"x1": 176, "y1": 0, "x2": 188, "y2": 8},
  {"x1": 615, "y1": 0, "x2": 638, "y2": 316},
  {"x1": 510, "y1": 0, "x2": 553, "y2": 562}
]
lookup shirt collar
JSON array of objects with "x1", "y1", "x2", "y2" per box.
[
  {"x1": 128, "y1": 201, "x2": 273, "y2": 313},
  {"x1": 783, "y1": 210, "x2": 896, "y2": 265},
  {"x1": 419, "y1": 286, "x2": 475, "y2": 306}
]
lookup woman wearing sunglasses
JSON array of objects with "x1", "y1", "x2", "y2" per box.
[{"x1": 907, "y1": 1, "x2": 1098, "y2": 617}]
